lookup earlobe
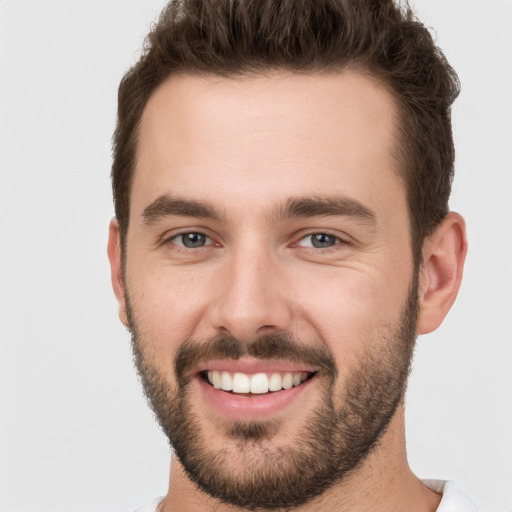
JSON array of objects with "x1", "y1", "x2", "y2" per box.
[
  {"x1": 417, "y1": 212, "x2": 468, "y2": 335},
  {"x1": 107, "y1": 218, "x2": 129, "y2": 327}
]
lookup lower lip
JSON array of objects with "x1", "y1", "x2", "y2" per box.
[{"x1": 196, "y1": 375, "x2": 315, "y2": 421}]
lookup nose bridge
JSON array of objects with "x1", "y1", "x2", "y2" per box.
[{"x1": 212, "y1": 238, "x2": 291, "y2": 341}]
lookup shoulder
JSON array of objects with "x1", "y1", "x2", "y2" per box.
[{"x1": 423, "y1": 480, "x2": 480, "y2": 512}]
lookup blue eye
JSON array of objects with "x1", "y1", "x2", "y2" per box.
[
  {"x1": 298, "y1": 233, "x2": 340, "y2": 248},
  {"x1": 173, "y1": 232, "x2": 211, "y2": 248}
]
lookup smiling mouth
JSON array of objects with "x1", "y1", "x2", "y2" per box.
[{"x1": 202, "y1": 370, "x2": 317, "y2": 395}]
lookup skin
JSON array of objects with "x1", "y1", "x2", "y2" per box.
[{"x1": 108, "y1": 71, "x2": 467, "y2": 511}]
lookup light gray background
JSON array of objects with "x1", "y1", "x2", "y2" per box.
[{"x1": 0, "y1": 1, "x2": 511, "y2": 511}]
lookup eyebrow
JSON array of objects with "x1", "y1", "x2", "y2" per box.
[
  {"x1": 142, "y1": 195, "x2": 224, "y2": 224},
  {"x1": 275, "y1": 196, "x2": 377, "y2": 225},
  {"x1": 142, "y1": 194, "x2": 376, "y2": 226}
]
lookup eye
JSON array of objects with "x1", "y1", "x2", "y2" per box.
[
  {"x1": 297, "y1": 233, "x2": 342, "y2": 249},
  {"x1": 171, "y1": 232, "x2": 212, "y2": 249}
]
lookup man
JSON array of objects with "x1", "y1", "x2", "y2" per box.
[{"x1": 107, "y1": 0, "x2": 474, "y2": 510}]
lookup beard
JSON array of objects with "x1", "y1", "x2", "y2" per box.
[{"x1": 126, "y1": 279, "x2": 418, "y2": 510}]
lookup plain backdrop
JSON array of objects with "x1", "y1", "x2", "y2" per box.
[{"x1": 0, "y1": 0, "x2": 511, "y2": 511}]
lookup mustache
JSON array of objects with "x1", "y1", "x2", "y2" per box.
[{"x1": 175, "y1": 332, "x2": 337, "y2": 386}]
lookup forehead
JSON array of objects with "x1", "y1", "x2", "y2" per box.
[{"x1": 133, "y1": 70, "x2": 404, "y2": 223}]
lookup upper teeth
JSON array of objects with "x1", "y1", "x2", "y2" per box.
[{"x1": 206, "y1": 371, "x2": 308, "y2": 394}]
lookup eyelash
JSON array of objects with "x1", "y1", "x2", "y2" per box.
[
  {"x1": 294, "y1": 232, "x2": 347, "y2": 249},
  {"x1": 162, "y1": 230, "x2": 349, "y2": 251},
  {"x1": 165, "y1": 232, "x2": 217, "y2": 250}
]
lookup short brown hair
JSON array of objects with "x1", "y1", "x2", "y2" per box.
[{"x1": 112, "y1": 0, "x2": 460, "y2": 262}]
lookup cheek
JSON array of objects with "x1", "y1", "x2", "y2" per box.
[
  {"x1": 126, "y1": 262, "x2": 213, "y2": 359},
  {"x1": 290, "y1": 265, "x2": 412, "y2": 364}
]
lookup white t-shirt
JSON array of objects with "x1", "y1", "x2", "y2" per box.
[
  {"x1": 424, "y1": 480, "x2": 479, "y2": 512},
  {"x1": 133, "y1": 480, "x2": 479, "y2": 511}
]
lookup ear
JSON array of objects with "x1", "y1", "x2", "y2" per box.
[
  {"x1": 107, "y1": 218, "x2": 129, "y2": 327},
  {"x1": 417, "y1": 212, "x2": 468, "y2": 335}
]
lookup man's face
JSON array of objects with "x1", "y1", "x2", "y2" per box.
[{"x1": 118, "y1": 71, "x2": 418, "y2": 508}]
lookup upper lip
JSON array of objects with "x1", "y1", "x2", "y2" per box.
[{"x1": 191, "y1": 357, "x2": 317, "y2": 377}]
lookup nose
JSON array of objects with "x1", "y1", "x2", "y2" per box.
[{"x1": 208, "y1": 245, "x2": 292, "y2": 342}]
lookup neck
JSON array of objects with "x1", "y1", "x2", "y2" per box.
[{"x1": 159, "y1": 406, "x2": 441, "y2": 512}]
